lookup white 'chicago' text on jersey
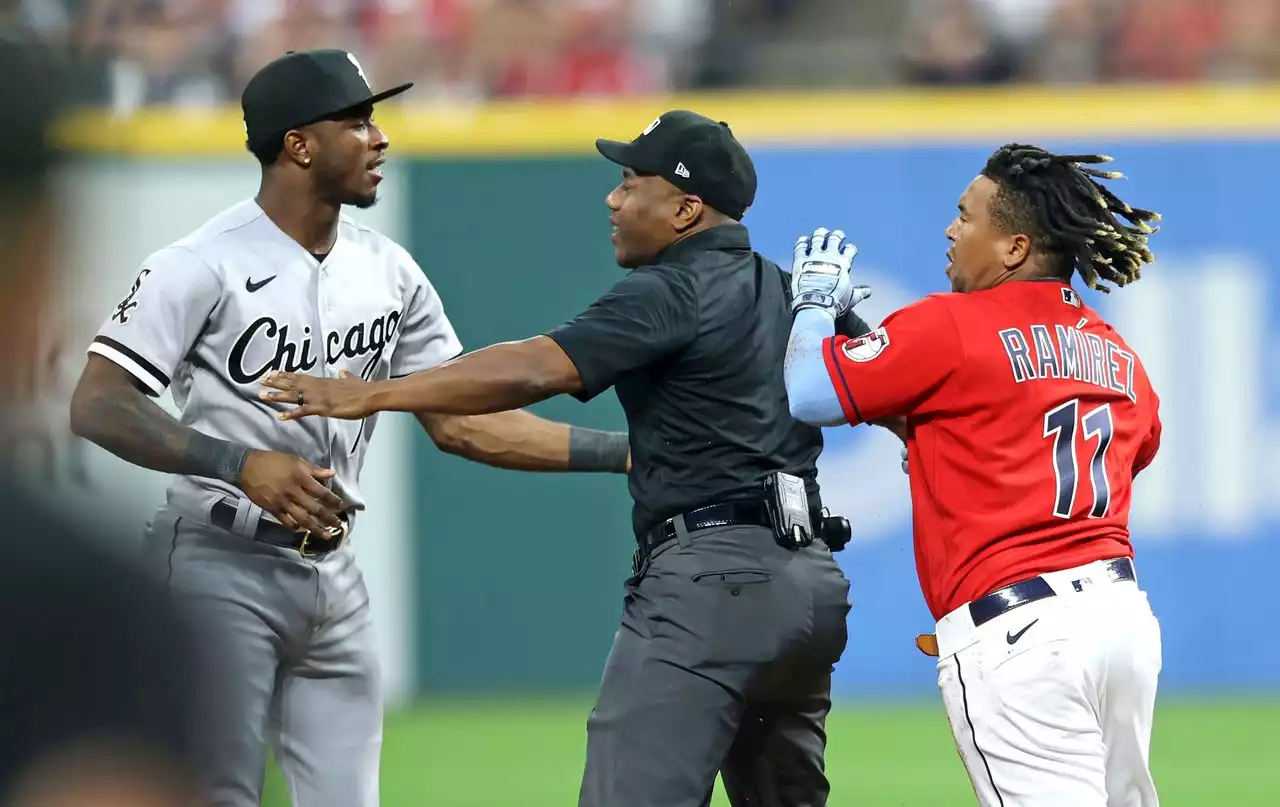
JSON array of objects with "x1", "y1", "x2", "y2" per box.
[{"x1": 89, "y1": 199, "x2": 461, "y2": 517}]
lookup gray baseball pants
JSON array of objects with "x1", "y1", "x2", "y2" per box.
[
  {"x1": 142, "y1": 503, "x2": 382, "y2": 807},
  {"x1": 578, "y1": 523, "x2": 853, "y2": 807}
]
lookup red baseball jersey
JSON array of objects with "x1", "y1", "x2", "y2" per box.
[{"x1": 823, "y1": 281, "x2": 1162, "y2": 620}]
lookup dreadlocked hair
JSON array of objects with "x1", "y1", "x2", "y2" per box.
[{"x1": 980, "y1": 144, "x2": 1161, "y2": 293}]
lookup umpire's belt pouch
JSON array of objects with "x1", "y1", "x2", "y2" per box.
[{"x1": 764, "y1": 472, "x2": 813, "y2": 550}]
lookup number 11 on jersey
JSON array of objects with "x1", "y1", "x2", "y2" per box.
[{"x1": 1044, "y1": 399, "x2": 1114, "y2": 520}]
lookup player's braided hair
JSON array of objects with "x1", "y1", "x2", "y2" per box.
[{"x1": 980, "y1": 144, "x2": 1161, "y2": 293}]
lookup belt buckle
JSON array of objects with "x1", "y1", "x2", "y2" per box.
[{"x1": 298, "y1": 519, "x2": 348, "y2": 558}]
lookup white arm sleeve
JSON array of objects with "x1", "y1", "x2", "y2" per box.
[
  {"x1": 86, "y1": 246, "x2": 222, "y2": 395},
  {"x1": 390, "y1": 257, "x2": 463, "y2": 378}
]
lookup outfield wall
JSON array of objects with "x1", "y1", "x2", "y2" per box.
[
  {"x1": 24, "y1": 85, "x2": 1280, "y2": 701},
  {"x1": 404, "y1": 141, "x2": 1280, "y2": 698}
]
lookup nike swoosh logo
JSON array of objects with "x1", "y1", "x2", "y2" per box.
[
  {"x1": 246, "y1": 275, "x2": 276, "y2": 293},
  {"x1": 1006, "y1": 619, "x2": 1039, "y2": 645}
]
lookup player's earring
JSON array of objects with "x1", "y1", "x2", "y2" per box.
[{"x1": 302, "y1": 156, "x2": 311, "y2": 166}]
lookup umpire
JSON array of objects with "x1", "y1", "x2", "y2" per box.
[
  {"x1": 567, "y1": 111, "x2": 855, "y2": 807},
  {"x1": 253, "y1": 110, "x2": 874, "y2": 806}
]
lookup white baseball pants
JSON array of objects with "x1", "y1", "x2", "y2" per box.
[{"x1": 934, "y1": 558, "x2": 1162, "y2": 807}]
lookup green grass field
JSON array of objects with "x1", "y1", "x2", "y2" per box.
[{"x1": 262, "y1": 697, "x2": 1279, "y2": 806}]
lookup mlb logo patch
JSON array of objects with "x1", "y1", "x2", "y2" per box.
[
  {"x1": 842, "y1": 327, "x2": 890, "y2": 362},
  {"x1": 1061, "y1": 287, "x2": 1082, "y2": 308}
]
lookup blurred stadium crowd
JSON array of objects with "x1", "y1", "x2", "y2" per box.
[{"x1": 5, "y1": 0, "x2": 1280, "y2": 114}]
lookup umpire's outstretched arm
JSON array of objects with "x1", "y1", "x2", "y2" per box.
[{"x1": 260, "y1": 335, "x2": 582, "y2": 419}]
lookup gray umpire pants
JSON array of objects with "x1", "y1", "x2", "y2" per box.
[
  {"x1": 579, "y1": 522, "x2": 852, "y2": 807},
  {"x1": 142, "y1": 503, "x2": 382, "y2": 807}
]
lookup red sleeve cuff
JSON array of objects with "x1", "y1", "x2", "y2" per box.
[{"x1": 822, "y1": 335, "x2": 864, "y2": 426}]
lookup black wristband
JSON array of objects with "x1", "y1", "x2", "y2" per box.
[
  {"x1": 567, "y1": 427, "x2": 630, "y2": 473},
  {"x1": 186, "y1": 432, "x2": 252, "y2": 485}
]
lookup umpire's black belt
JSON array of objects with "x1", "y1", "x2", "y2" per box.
[
  {"x1": 635, "y1": 500, "x2": 775, "y2": 566},
  {"x1": 968, "y1": 557, "x2": 1136, "y2": 628},
  {"x1": 211, "y1": 500, "x2": 349, "y2": 558}
]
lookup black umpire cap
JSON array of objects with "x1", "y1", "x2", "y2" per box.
[
  {"x1": 596, "y1": 110, "x2": 758, "y2": 220},
  {"x1": 242, "y1": 49, "x2": 413, "y2": 151}
]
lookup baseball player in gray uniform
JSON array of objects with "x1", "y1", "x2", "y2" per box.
[{"x1": 68, "y1": 49, "x2": 630, "y2": 807}]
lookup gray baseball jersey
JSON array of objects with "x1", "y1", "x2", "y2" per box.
[{"x1": 88, "y1": 199, "x2": 462, "y2": 520}]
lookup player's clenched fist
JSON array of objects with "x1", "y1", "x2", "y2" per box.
[
  {"x1": 238, "y1": 450, "x2": 347, "y2": 536},
  {"x1": 789, "y1": 227, "x2": 871, "y2": 317}
]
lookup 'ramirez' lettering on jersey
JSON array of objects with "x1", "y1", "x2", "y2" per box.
[
  {"x1": 997, "y1": 324, "x2": 1138, "y2": 403},
  {"x1": 86, "y1": 200, "x2": 463, "y2": 513},
  {"x1": 819, "y1": 281, "x2": 1161, "y2": 621}
]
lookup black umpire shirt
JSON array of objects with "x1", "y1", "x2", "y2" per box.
[{"x1": 548, "y1": 224, "x2": 871, "y2": 537}]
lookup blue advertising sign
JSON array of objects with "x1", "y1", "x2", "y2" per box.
[{"x1": 746, "y1": 140, "x2": 1280, "y2": 695}]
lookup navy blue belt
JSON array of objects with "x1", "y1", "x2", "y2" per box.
[{"x1": 968, "y1": 557, "x2": 1136, "y2": 627}]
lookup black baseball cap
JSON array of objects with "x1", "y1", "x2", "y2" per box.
[
  {"x1": 242, "y1": 49, "x2": 413, "y2": 150},
  {"x1": 595, "y1": 110, "x2": 757, "y2": 220}
]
